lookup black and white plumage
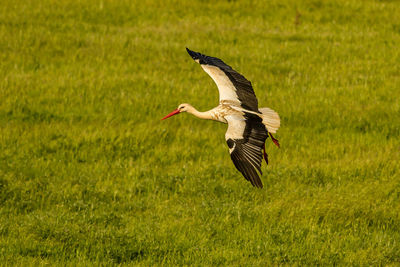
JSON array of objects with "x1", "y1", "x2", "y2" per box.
[
  {"x1": 162, "y1": 48, "x2": 280, "y2": 188},
  {"x1": 186, "y1": 48, "x2": 259, "y2": 112}
]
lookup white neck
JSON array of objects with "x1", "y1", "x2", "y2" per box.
[{"x1": 187, "y1": 106, "x2": 212, "y2": 120}]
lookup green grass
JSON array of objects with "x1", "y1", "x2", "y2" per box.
[{"x1": 1, "y1": 0, "x2": 400, "y2": 265}]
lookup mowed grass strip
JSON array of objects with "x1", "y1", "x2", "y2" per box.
[{"x1": 0, "y1": 0, "x2": 400, "y2": 265}]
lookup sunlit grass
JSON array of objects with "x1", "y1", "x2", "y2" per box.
[{"x1": 0, "y1": 0, "x2": 399, "y2": 265}]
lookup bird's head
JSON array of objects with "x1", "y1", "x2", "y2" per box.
[
  {"x1": 177, "y1": 103, "x2": 192, "y2": 112},
  {"x1": 161, "y1": 103, "x2": 192, "y2": 120}
]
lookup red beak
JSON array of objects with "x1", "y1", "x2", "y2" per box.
[{"x1": 161, "y1": 109, "x2": 180, "y2": 120}]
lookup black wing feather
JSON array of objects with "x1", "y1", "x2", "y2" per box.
[
  {"x1": 227, "y1": 114, "x2": 268, "y2": 188},
  {"x1": 230, "y1": 148, "x2": 263, "y2": 188}
]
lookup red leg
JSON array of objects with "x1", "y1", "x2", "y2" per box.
[
  {"x1": 269, "y1": 133, "x2": 280, "y2": 148},
  {"x1": 263, "y1": 143, "x2": 268, "y2": 165}
]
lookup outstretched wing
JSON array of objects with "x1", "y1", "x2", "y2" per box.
[
  {"x1": 186, "y1": 48, "x2": 259, "y2": 112},
  {"x1": 225, "y1": 113, "x2": 268, "y2": 188}
]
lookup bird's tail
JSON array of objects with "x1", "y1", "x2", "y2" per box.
[{"x1": 259, "y1": 107, "x2": 280, "y2": 134}]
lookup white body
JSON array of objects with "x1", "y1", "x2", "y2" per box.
[{"x1": 183, "y1": 102, "x2": 280, "y2": 140}]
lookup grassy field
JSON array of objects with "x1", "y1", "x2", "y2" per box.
[{"x1": 1, "y1": 0, "x2": 400, "y2": 265}]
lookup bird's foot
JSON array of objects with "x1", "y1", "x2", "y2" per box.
[{"x1": 269, "y1": 133, "x2": 280, "y2": 148}]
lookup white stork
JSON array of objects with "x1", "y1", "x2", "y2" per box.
[{"x1": 162, "y1": 48, "x2": 280, "y2": 188}]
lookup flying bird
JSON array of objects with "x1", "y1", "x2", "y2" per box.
[{"x1": 162, "y1": 48, "x2": 280, "y2": 188}]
